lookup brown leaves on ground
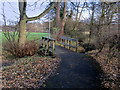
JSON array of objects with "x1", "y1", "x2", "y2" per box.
[
  {"x1": 88, "y1": 48, "x2": 119, "y2": 89},
  {"x1": 2, "y1": 56, "x2": 60, "y2": 88}
]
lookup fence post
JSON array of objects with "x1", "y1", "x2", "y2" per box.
[
  {"x1": 64, "y1": 39, "x2": 65, "y2": 48},
  {"x1": 76, "y1": 40, "x2": 78, "y2": 52},
  {"x1": 52, "y1": 40, "x2": 55, "y2": 55},
  {"x1": 69, "y1": 40, "x2": 71, "y2": 50},
  {"x1": 68, "y1": 40, "x2": 70, "y2": 49},
  {"x1": 60, "y1": 38, "x2": 62, "y2": 47},
  {"x1": 48, "y1": 40, "x2": 50, "y2": 52},
  {"x1": 42, "y1": 38, "x2": 45, "y2": 48}
]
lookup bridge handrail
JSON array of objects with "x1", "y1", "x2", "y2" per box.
[
  {"x1": 60, "y1": 36, "x2": 78, "y2": 41},
  {"x1": 42, "y1": 36, "x2": 55, "y2": 41},
  {"x1": 58, "y1": 36, "x2": 79, "y2": 52}
]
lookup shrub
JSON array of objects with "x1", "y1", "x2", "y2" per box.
[
  {"x1": 81, "y1": 43, "x2": 96, "y2": 52},
  {"x1": 94, "y1": 30, "x2": 119, "y2": 58},
  {"x1": 3, "y1": 41, "x2": 39, "y2": 58}
]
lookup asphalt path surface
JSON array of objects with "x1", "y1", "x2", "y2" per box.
[{"x1": 44, "y1": 46, "x2": 102, "y2": 88}]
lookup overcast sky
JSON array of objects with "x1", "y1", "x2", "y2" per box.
[
  {"x1": 0, "y1": 0, "x2": 98, "y2": 25},
  {"x1": 0, "y1": 0, "x2": 117, "y2": 25},
  {"x1": 0, "y1": 0, "x2": 51, "y2": 25}
]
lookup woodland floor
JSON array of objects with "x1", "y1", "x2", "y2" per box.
[
  {"x1": 2, "y1": 53, "x2": 60, "y2": 88},
  {"x1": 88, "y1": 48, "x2": 119, "y2": 89}
]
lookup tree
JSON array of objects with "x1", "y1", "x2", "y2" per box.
[
  {"x1": 89, "y1": 2, "x2": 95, "y2": 43},
  {"x1": 69, "y1": 2, "x2": 86, "y2": 32},
  {"x1": 55, "y1": 1, "x2": 67, "y2": 39},
  {"x1": 59, "y1": 2, "x2": 67, "y2": 36},
  {"x1": 18, "y1": 0, "x2": 55, "y2": 46}
]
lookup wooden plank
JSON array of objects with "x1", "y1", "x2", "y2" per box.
[
  {"x1": 58, "y1": 42, "x2": 77, "y2": 48},
  {"x1": 60, "y1": 36, "x2": 78, "y2": 41}
]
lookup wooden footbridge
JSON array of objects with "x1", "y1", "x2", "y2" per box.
[{"x1": 41, "y1": 36, "x2": 79, "y2": 55}]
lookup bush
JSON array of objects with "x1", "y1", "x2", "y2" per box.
[
  {"x1": 94, "y1": 30, "x2": 119, "y2": 58},
  {"x1": 3, "y1": 41, "x2": 39, "y2": 58},
  {"x1": 81, "y1": 43, "x2": 96, "y2": 52}
]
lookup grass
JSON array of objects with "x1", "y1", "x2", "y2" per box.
[
  {"x1": 26, "y1": 32, "x2": 49, "y2": 40},
  {"x1": 0, "y1": 32, "x2": 49, "y2": 42}
]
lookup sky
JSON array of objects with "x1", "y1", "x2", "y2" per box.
[
  {"x1": 0, "y1": 0, "x2": 51, "y2": 25},
  {"x1": 0, "y1": 0, "x2": 118, "y2": 25},
  {"x1": 0, "y1": 0, "x2": 98, "y2": 25}
]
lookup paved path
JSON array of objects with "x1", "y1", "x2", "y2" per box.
[{"x1": 44, "y1": 46, "x2": 102, "y2": 88}]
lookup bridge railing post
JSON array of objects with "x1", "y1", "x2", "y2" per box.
[
  {"x1": 41, "y1": 37, "x2": 56, "y2": 56},
  {"x1": 76, "y1": 40, "x2": 78, "y2": 52},
  {"x1": 52, "y1": 40, "x2": 55, "y2": 55}
]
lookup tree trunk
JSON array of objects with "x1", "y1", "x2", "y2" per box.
[
  {"x1": 55, "y1": 2, "x2": 61, "y2": 28},
  {"x1": 59, "y1": 2, "x2": 66, "y2": 36},
  {"x1": 89, "y1": 2, "x2": 95, "y2": 43},
  {"x1": 60, "y1": 20, "x2": 65, "y2": 36},
  {"x1": 55, "y1": 2, "x2": 61, "y2": 40},
  {"x1": 19, "y1": 15, "x2": 27, "y2": 46},
  {"x1": 18, "y1": 0, "x2": 27, "y2": 46},
  {"x1": 57, "y1": 2, "x2": 67, "y2": 39}
]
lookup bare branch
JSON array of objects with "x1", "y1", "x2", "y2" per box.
[{"x1": 27, "y1": 2, "x2": 55, "y2": 21}]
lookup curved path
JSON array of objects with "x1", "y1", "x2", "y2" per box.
[{"x1": 44, "y1": 46, "x2": 102, "y2": 88}]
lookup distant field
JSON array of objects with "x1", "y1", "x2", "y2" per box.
[
  {"x1": 0, "y1": 32, "x2": 49, "y2": 42},
  {"x1": 27, "y1": 32, "x2": 49, "y2": 40}
]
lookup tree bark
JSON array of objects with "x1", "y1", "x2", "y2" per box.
[{"x1": 19, "y1": 15, "x2": 27, "y2": 46}]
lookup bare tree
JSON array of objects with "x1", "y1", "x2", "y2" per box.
[
  {"x1": 70, "y1": 2, "x2": 86, "y2": 31},
  {"x1": 18, "y1": 0, "x2": 55, "y2": 46},
  {"x1": 59, "y1": 2, "x2": 67, "y2": 36},
  {"x1": 1, "y1": 2, "x2": 19, "y2": 43},
  {"x1": 55, "y1": 1, "x2": 67, "y2": 39},
  {"x1": 89, "y1": 2, "x2": 95, "y2": 43},
  {"x1": 1, "y1": 2, "x2": 7, "y2": 26}
]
